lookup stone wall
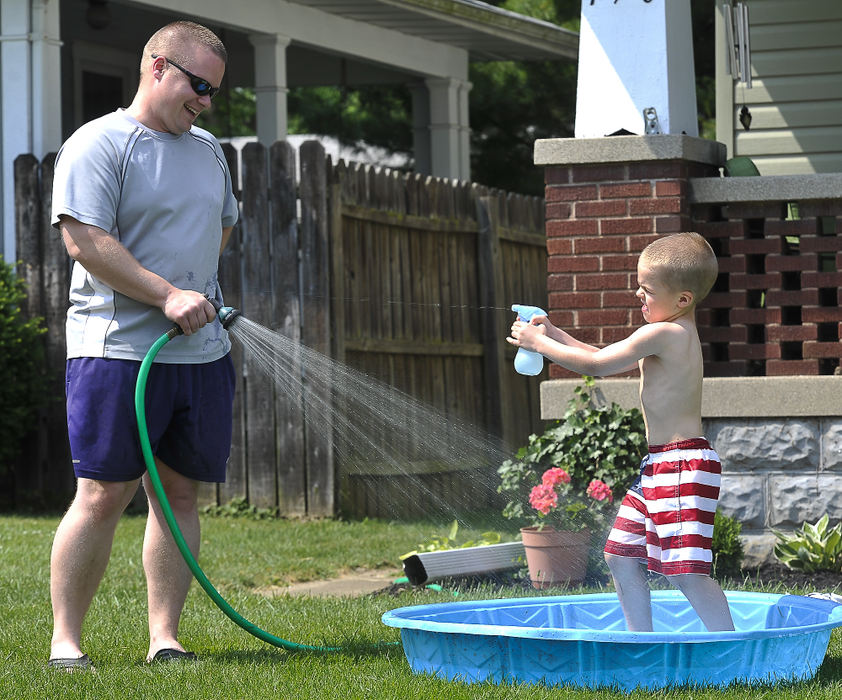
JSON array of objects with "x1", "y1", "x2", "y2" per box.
[
  {"x1": 708, "y1": 418, "x2": 842, "y2": 565},
  {"x1": 541, "y1": 377, "x2": 842, "y2": 566}
]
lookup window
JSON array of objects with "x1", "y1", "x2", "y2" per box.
[{"x1": 73, "y1": 41, "x2": 137, "y2": 126}]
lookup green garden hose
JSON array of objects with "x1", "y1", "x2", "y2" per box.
[{"x1": 135, "y1": 327, "x2": 342, "y2": 652}]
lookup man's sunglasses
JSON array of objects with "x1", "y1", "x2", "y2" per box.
[{"x1": 151, "y1": 54, "x2": 219, "y2": 99}]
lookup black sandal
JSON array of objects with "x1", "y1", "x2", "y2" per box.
[
  {"x1": 48, "y1": 653, "x2": 95, "y2": 671},
  {"x1": 149, "y1": 648, "x2": 198, "y2": 663}
]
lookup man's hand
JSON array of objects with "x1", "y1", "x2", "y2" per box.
[{"x1": 163, "y1": 290, "x2": 217, "y2": 336}]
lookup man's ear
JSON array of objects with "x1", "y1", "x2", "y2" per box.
[
  {"x1": 677, "y1": 290, "x2": 694, "y2": 308},
  {"x1": 150, "y1": 55, "x2": 166, "y2": 80}
]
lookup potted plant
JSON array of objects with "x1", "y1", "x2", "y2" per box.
[
  {"x1": 498, "y1": 377, "x2": 647, "y2": 587},
  {"x1": 516, "y1": 466, "x2": 614, "y2": 588}
]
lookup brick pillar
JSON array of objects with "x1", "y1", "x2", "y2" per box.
[{"x1": 534, "y1": 135, "x2": 725, "y2": 379}]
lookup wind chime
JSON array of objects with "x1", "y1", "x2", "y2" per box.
[{"x1": 723, "y1": 1, "x2": 752, "y2": 130}]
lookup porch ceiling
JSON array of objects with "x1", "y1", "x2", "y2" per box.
[{"x1": 287, "y1": 0, "x2": 579, "y2": 61}]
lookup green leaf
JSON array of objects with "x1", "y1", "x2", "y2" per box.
[{"x1": 774, "y1": 517, "x2": 842, "y2": 573}]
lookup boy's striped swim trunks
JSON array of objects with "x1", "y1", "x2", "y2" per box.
[{"x1": 603, "y1": 437, "x2": 722, "y2": 576}]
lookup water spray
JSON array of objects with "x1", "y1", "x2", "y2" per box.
[{"x1": 135, "y1": 298, "x2": 394, "y2": 653}]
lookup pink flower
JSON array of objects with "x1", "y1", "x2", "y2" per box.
[
  {"x1": 528, "y1": 484, "x2": 558, "y2": 515},
  {"x1": 587, "y1": 479, "x2": 613, "y2": 503},
  {"x1": 541, "y1": 467, "x2": 571, "y2": 487}
]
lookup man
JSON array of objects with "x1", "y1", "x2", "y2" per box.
[{"x1": 48, "y1": 21, "x2": 238, "y2": 670}]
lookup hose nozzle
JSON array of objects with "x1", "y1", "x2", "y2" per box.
[{"x1": 207, "y1": 296, "x2": 242, "y2": 329}]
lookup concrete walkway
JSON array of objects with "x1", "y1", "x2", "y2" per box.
[{"x1": 257, "y1": 568, "x2": 401, "y2": 598}]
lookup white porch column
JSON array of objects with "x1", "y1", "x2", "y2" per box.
[
  {"x1": 574, "y1": 0, "x2": 698, "y2": 138},
  {"x1": 425, "y1": 77, "x2": 471, "y2": 181},
  {"x1": 249, "y1": 33, "x2": 290, "y2": 147},
  {"x1": 409, "y1": 83, "x2": 431, "y2": 176},
  {"x1": 457, "y1": 78, "x2": 472, "y2": 181},
  {"x1": 30, "y1": 0, "x2": 61, "y2": 157},
  {"x1": 1, "y1": 0, "x2": 62, "y2": 261}
]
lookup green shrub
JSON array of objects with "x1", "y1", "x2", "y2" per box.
[
  {"x1": 0, "y1": 258, "x2": 47, "y2": 477},
  {"x1": 711, "y1": 510, "x2": 744, "y2": 580},
  {"x1": 401, "y1": 520, "x2": 503, "y2": 558},
  {"x1": 774, "y1": 515, "x2": 842, "y2": 573},
  {"x1": 201, "y1": 496, "x2": 280, "y2": 520}
]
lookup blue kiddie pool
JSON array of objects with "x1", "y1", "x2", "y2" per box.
[{"x1": 382, "y1": 591, "x2": 842, "y2": 690}]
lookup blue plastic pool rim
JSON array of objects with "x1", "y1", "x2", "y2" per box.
[{"x1": 382, "y1": 590, "x2": 842, "y2": 644}]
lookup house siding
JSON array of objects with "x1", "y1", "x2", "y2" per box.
[{"x1": 717, "y1": 0, "x2": 842, "y2": 175}]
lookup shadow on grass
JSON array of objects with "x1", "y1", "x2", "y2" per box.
[
  {"x1": 816, "y1": 654, "x2": 842, "y2": 682},
  {"x1": 206, "y1": 639, "x2": 405, "y2": 665}
]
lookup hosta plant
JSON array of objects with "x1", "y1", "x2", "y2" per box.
[{"x1": 773, "y1": 515, "x2": 842, "y2": 573}]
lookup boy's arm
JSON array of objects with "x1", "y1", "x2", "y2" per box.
[
  {"x1": 524, "y1": 315, "x2": 599, "y2": 352},
  {"x1": 508, "y1": 321, "x2": 675, "y2": 377}
]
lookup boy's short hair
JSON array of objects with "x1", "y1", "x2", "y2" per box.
[{"x1": 640, "y1": 232, "x2": 718, "y2": 303}]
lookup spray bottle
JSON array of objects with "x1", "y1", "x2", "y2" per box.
[{"x1": 511, "y1": 304, "x2": 546, "y2": 376}]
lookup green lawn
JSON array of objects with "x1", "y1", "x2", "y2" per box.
[{"x1": 2, "y1": 513, "x2": 842, "y2": 700}]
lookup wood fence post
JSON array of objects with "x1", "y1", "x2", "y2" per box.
[
  {"x1": 270, "y1": 140, "x2": 307, "y2": 515},
  {"x1": 13, "y1": 154, "x2": 73, "y2": 506},
  {"x1": 13, "y1": 154, "x2": 46, "y2": 501},
  {"x1": 299, "y1": 140, "x2": 334, "y2": 516},
  {"x1": 38, "y1": 154, "x2": 73, "y2": 501},
  {"x1": 239, "y1": 142, "x2": 277, "y2": 509},
  {"x1": 216, "y1": 143, "x2": 245, "y2": 506},
  {"x1": 475, "y1": 189, "x2": 506, "y2": 444},
  {"x1": 329, "y1": 163, "x2": 346, "y2": 368}
]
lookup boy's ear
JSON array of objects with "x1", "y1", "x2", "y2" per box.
[{"x1": 677, "y1": 290, "x2": 694, "y2": 308}]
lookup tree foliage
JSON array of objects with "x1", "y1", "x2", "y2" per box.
[
  {"x1": 199, "y1": 86, "x2": 257, "y2": 138},
  {"x1": 287, "y1": 84, "x2": 413, "y2": 157},
  {"x1": 0, "y1": 258, "x2": 47, "y2": 477}
]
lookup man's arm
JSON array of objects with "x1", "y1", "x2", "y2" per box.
[
  {"x1": 60, "y1": 215, "x2": 215, "y2": 335},
  {"x1": 508, "y1": 321, "x2": 675, "y2": 377},
  {"x1": 220, "y1": 226, "x2": 233, "y2": 254}
]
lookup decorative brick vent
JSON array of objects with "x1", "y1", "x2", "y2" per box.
[
  {"x1": 536, "y1": 136, "x2": 842, "y2": 378},
  {"x1": 694, "y1": 202, "x2": 842, "y2": 376}
]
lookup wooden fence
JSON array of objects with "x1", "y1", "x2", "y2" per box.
[{"x1": 12, "y1": 140, "x2": 548, "y2": 516}]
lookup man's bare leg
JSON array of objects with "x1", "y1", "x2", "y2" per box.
[
  {"x1": 142, "y1": 459, "x2": 200, "y2": 661},
  {"x1": 50, "y1": 478, "x2": 140, "y2": 660}
]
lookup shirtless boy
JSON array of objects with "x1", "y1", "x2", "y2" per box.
[{"x1": 508, "y1": 232, "x2": 734, "y2": 632}]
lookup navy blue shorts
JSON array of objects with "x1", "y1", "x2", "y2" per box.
[{"x1": 66, "y1": 355, "x2": 236, "y2": 483}]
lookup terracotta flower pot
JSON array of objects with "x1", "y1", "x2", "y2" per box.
[{"x1": 520, "y1": 526, "x2": 590, "y2": 589}]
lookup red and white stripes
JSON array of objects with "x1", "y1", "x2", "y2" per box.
[{"x1": 604, "y1": 438, "x2": 721, "y2": 576}]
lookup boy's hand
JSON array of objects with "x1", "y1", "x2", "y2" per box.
[{"x1": 507, "y1": 319, "x2": 546, "y2": 352}]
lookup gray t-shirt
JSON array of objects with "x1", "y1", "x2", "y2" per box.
[{"x1": 51, "y1": 109, "x2": 239, "y2": 363}]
